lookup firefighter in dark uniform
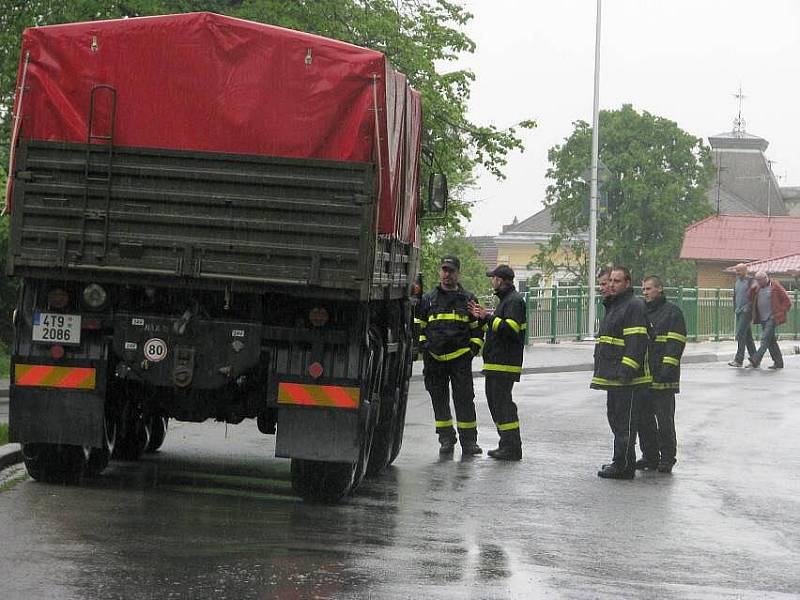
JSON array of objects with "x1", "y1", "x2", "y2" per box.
[
  {"x1": 592, "y1": 266, "x2": 652, "y2": 479},
  {"x1": 416, "y1": 255, "x2": 484, "y2": 455},
  {"x1": 637, "y1": 275, "x2": 686, "y2": 473},
  {"x1": 468, "y1": 265, "x2": 526, "y2": 460}
]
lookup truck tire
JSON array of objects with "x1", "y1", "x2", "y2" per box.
[
  {"x1": 290, "y1": 458, "x2": 356, "y2": 503},
  {"x1": 388, "y1": 344, "x2": 414, "y2": 464},
  {"x1": 292, "y1": 327, "x2": 382, "y2": 502},
  {"x1": 366, "y1": 387, "x2": 398, "y2": 477},
  {"x1": 22, "y1": 443, "x2": 89, "y2": 484},
  {"x1": 112, "y1": 405, "x2": 151, "y2": 461},
  {"x1": 86, "y1": 412, "x2": 117, "y2": 477},
  {"x1": 145, "y1": 415, "x2": 168, "y2": 453}
]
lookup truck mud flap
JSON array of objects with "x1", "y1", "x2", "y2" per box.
[
  {"x1": 10, "y1": 387, "x2": 105, "y2": 448},
  {"x1": 274, "y1": 406, "x2": 360, "y2": 463}
]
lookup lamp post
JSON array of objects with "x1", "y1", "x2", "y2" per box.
[{"x1": 586, "y1": 0, "x2": 602, "y2": 340}]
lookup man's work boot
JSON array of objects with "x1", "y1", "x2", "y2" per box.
[
  {"x1": 597, "y1": 464, "x2": 635, "y2": 479},
  {"x1": 487, "y1": 445, "x2": 522, "y2": 461},
  {"x1": 634, "y1": 457, "x2": 658, "y2": 471},
  {"x1": 439, "y1": 437, "x2": 456, "y2": 455},
  {"x1": 460, "y1": 442, "x2": 483, "y2": 456},
  {"x1": 727, "y1": 360, "x2": 742, "y2": 367},
  {"x1": 657, "y1": 459, "x2": 676, "y2": 473}
]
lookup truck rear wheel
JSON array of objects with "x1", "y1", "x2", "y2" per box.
[
  {"x1": 22, "y1": 443, "x2": 89, "y2": 484},
  {"x1": 292, "y1": 327, "x2": 382, "y2": 501},
  {"x1": 290, "y1": 458, "x2": 356, "y2": 503},
  {"x1": 389, "y1": 381, "x2": 409, "y2": 464},
  {"x1": 86, "y1": 412, "x2": 117, "y2": 477},
  {"x1": 389, "y1": 346, "x2": 414, "y2": 464},
  {"x1": 145, "y1": 415, "x2": 168, "y2": 453},
  {"x1": 366, "y1": 387, "x2": 399, "y2": 477},
  {"x1": 112, "y1": 403, "x2": 152, "y2": 461}
]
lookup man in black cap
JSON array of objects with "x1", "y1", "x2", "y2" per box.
[
  {"x1": 468, "y1": 264, "x2": 526, "y2": 460},
  {"x1": 416, "y1": 255, "x2": 484, "y2": 455}
]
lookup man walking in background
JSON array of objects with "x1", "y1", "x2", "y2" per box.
[
  {"x1": 638, "y1": 275, "x2": 686, "y2": 474},
  {"x1": 468, "y1": 265, "x2": 526, "y2": 461},
  {"x1": 747, "y1": 271, "x2": 792, "y2": 370},
  {"x1": 591, "y1": 266, "x2": 651, "y2": 479},
  {"x1": 416, "y1": 255, "x2": 484, "y2": 455},
  {"x1": 728, "y1": 263, "x2": 756, "y2": 368}
]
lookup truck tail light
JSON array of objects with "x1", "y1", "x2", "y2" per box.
[
  {"x1": 47, "y1": 287, "x2": 70, "y2": 309},
  {"x1": 308, "y1": 362, "x2": 324, "y2": 378},
  {"x1": 50, "y1": 345, "x2": 65, "y2": 359},
  {"x1": 308, "y1": 307, "x2": 329, "y2": 327}
]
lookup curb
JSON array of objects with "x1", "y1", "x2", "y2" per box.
[{"x1": 0, "y1": 443, "x2": 22, "y2": 471}]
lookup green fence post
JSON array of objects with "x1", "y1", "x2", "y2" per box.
[
  {"x1": 549, "y1": 286, "x2": 559, "y2": 344},
  {"x1": 575, "y1": 286, "x2": 583, "y2": 341},
  {"x1": 523, "y1": 291, "x2": 530, "y2": 346},
  {"x1": 713, "y1": 288, "x2": 720, "y2": 342}
]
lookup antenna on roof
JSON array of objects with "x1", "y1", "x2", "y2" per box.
[{"x1": 733, "y1": 85, "x2": 746, "y2": 134}]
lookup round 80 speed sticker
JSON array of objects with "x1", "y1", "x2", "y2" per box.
[{"x1": 143, "y1": 338, "x2": 168, "y2": 362}]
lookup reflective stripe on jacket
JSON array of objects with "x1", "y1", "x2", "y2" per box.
[
  {"x1": 481, "y1": 285, "x2": 526, "y2": 381},
  {"x1": 645, "y1": 294, "x2": 686, "y2": 393},
  {"x1": 590, "y1": 287, "x2": 651, "y2": 390},
  {"x1": 417, "y1": 285, "x2": 483, "y2": 362}
]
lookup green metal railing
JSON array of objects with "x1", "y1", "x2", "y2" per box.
[{"x1": 507, "y1": 286, "x2": 800, "y2": 345}]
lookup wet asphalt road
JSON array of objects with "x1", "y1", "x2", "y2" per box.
[{"x1": 1, "y1": 361, "x2": 799, "y2": 599}]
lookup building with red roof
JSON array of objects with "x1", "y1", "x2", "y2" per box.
[{"x1": 681, "y1": 125, "x2": 800, "y2": 288}]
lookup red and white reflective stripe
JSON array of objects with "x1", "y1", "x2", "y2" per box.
[
  {"x1": 14, "y1": 364, "x2": 96, "y2": 389},
  {"x1": 277, "y1": 382, "x2": 360, "y2": 409}
]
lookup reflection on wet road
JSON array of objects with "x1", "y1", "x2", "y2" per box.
[{"x1": 1, "y1": 362, "x2": 799, "y2": 599}]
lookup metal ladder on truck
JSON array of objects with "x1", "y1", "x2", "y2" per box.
[{"x1": 78, "y1": 84, "x2": 117, "y2": 261}]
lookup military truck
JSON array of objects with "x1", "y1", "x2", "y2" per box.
[{"x1": 4, "y1": 13, "x2": 443, "y2": 501}]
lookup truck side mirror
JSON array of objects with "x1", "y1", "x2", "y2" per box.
[{"x1": 424, "y1": 174, "x2": 448, "y2": 217}]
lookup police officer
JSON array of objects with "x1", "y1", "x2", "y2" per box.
[
  {"x1": 636, "y1": 275, "x2": 686, "y2": 474},
  {"x1": 417, "y1": 255, "x2": 484, "y2": 455},
  {"x1": 468, "y1": 265, "x2": 526, "y2": 460},
  {"x1": 592, "y1": 266, "x2": 651, "y2": 479}
]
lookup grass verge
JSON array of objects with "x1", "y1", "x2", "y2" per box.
[
  {"x1": 0, "y1": 423, "x2": 8, "y2": 446},
  {"x1": 0, "y1": 341, "x2": 8, "y2": 379}
]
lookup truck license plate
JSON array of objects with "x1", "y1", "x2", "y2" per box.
[{"x1": 32, "y1": 312, "x2": 81, "y2": 345}]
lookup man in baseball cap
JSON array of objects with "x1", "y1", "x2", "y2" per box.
[{"x1": 416, "y1": 254, "x2": 484, "y2": 456}]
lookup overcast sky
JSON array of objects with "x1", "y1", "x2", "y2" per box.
[{"x1": 456, "y1": 0, "x2": 800, "y2": 236}]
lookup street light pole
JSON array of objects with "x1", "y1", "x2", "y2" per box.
[{"x1": 586, "y1": 0, "x2": 601, "y2": 340}]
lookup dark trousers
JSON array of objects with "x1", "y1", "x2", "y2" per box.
[
  {"x1": 424, "y1": 354, "x2": 477, "y2": 444},
  {"x1": 485, "y1": 374, "x2": 521, "y2": 448},
  {"x1": 606, "y1": 387, "x2": 640, "y2": 472},
  {"x1": 753, "y1": 317, "x2": 783, "y2": 367},
  {"x1": 638, "y1": 389, "x2": 677, "y2": 465},
  {"x1": 734, "y1": 311, "x2": 756, "y2": 364}
]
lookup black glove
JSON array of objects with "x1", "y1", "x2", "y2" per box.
[
  {"x1": 618, "y1": 364, "x2": 634, "y2": 384},
  {"x1": 659, "y1": 364, "x2": 677, "y2": 380}
]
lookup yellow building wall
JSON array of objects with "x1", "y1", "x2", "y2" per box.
[
  {"x1": 495, "y1": 243, "x2": 575, "y2": 268},
  {"x1": 495, "y1": 244, "x2": 538, "y2": 266},
  {"x1": 696, "y1": 261, "x2": 736, "y2": 289}
]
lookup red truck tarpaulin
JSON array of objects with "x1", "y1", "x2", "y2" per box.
[{"x1": 4, "y1": 12, "x2": 420, "y2": 242}]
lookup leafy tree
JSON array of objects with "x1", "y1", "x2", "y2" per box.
[{"x1": 535, "y1": 104, "x2": 714, "y2": 286}]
